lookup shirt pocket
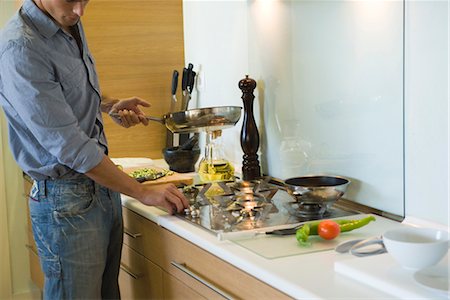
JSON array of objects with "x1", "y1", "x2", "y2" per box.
[{"x1": 59, "y1": 61, "x2": 86, "y2": 91}]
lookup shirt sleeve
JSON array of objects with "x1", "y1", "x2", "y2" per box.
[{"x1": 0, "y1": 42, "x2": 104, "y2": 173}]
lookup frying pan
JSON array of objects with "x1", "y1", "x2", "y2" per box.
[{"x1": 110, "y1": 106, "x2": 242, "y2": 134}]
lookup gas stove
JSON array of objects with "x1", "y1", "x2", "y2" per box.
[{"x1": 178, "y1": 177, "x2": 360, "y2": 236}]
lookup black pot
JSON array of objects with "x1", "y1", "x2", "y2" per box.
[{"x1": 163, "y1": 147, "x2": 200, "y2": 173}]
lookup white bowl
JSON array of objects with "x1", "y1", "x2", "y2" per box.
[{"x1": 383, "y1": 227, "x2": 450, "y2": 270}]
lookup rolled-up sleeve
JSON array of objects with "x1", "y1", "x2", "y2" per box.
[{"x1": 1, "y1": 43, "x2": 104, "y2": 173}]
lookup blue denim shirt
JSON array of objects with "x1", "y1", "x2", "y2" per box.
[{"x1": 0, "y1": 0, "x2": 107, "y2": 180}]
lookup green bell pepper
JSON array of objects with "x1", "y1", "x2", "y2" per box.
[{"x1": 296, "y1": 215, "x2": 376, "y2": 246}]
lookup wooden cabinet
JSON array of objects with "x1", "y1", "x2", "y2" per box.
[{"x1": 122, "y1": 207, "x2": 291, "y2": 300}]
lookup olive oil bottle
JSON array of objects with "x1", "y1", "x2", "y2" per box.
[{"x1": 198, "y1": 130, "x2": 234, "y2": 182}]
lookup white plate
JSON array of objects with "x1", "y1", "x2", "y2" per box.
[{"x1": 413, "y1": 264, "x2": 449, "y2": 297}]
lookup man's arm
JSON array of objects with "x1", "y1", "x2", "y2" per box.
[
  {"x1": 100, "y1": 96, "x2": 119, "y2": 113},
  {"x1": 85, "y1": 155, "x2": 188, "y2": 214}
]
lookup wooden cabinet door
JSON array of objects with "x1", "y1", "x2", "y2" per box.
[
  {"x1": 120, "y1": 244, "x2": 164, "y2": 300},
  {"x1": 161, "y1": 229, "x2": 291, "y2": 299},
  {"x1": 83, "y1": 0, "x2": 185, "y2": 158},
  {"x1": 162, "y1": 271, "x2": 209, "y2": 300}
]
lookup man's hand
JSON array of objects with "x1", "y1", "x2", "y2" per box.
[
  {"x1": 108, "y1": 96, "x2": 151, "y2": 128},
  {"x1": 139, "y1": 183, "x2": 189, "y2": 215}
]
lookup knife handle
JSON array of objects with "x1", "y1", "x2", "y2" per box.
[
  {"x1": 187, "y1": 71, "x2": 196, "y2": 94},
  {"x1": 171, "y1": 70, "x2": 179, "y2": 96},
  {"x1": 186, "y1": 63, "x2": 194, "y2": 93},
  {"x1": 181, "y1": 67, "x2": 188, "y2": 92}
]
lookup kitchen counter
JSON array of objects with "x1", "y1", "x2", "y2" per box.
[{"x1": 122, "y1": 193, "x2": 448, "y2": 299}]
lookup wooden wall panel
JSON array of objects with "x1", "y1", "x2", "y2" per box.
[{"x1": 83, "y1": 0, "x2": 185, "y2": 158}]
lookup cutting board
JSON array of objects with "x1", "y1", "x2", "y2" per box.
[
  {"x1": 229, "y1": 214, "x2": 401, "y2": 259},
  {"x1": 123, "y1": 166, "x2": 194, "y2": 186}
]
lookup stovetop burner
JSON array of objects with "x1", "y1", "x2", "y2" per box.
[
  {"x1": 285, "y1": 202, "x2": 329, "y2": 218},
  {"x1": 179, "y1": 178, "x2": 360, "y2": 235}
]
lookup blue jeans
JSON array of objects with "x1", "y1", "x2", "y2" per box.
[{"x1": 29, "y1": 177, "x2": 123, "y2": 300}]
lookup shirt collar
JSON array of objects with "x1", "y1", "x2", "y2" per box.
[{"x1": 22, "y1": 0, "x2": 65, "y2": 38}]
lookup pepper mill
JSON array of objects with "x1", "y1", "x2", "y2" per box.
[{"x1": 239, "y1": 75, "x2": 261, "y2": 181}]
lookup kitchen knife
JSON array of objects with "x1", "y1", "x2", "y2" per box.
[
  {"x1": 265, "y1": 224, "x2": 304, "y2": 235},
  {"x1": 186, "y1": 63, "x2": 196, "y2": 110},
  {"x1": 171, "y1": 70, "x2": 179, "y2": 112},
  {"x1": 167, "y1": 70, "x2": 179, "y2": 148},
  {"x1": 181, "y1": 67, "x2": 188, "y2": 110},
  {"x1": 179, "y1": 65, "x2": 192, "y2": 145},
  {"x1": 186, "y1": 64, "x2": 194, "y2": 91}
]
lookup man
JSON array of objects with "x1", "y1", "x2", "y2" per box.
[{"x1": 0, "y1": 0, "x2": 188, "y2": 299}]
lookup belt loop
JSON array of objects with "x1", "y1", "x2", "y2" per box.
[{"x1": 37, "y1": 180, "x2": 47, "y2": 197}]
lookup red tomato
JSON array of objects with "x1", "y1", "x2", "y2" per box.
[{"x1": 318, "y1": 220, "x2": 341, "y2": 240}]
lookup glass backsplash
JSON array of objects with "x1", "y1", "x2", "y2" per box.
[{"x1": 183, "y1": 0, "x2": 404, "y2": 217}]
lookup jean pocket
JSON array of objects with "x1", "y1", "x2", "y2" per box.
[{"x1": 54, "y1": 184, "x2": 97, "y2": 217}]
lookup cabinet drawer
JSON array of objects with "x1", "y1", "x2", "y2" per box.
[
  {"x1": 120, "y1": 244, "x2": 163, "y2": 300},
  {"x1": 163, "y1": 271, "x2": 209, "y2": 300},
  {"x1": 160, "y1": 230, "x2": 290, "y2": 299},
  {"x1": 122, "y1": 207, "x2": 163, "y2": 265}
]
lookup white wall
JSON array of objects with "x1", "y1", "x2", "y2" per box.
[
  {"x1": 182, "y1": 0, "x2": 249, "y2": 166},
  {"x1": 184, "y1": 0, "x2": 449, "y2": 226},
  {"x1": 405, "y1": 1, "x2": 449, "y2": 226}
]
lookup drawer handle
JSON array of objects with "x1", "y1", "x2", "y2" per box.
[
  {"x1": 120, "y1": 263, "x2": 143, "y2": 280},
  {"x1": 25, "y1": 244, "x2": 38, "y2": 256},
  {"x1": 124, "y1": 228, "x2": 142, "y2": 239},
  {"x1": 171, "y1": 261, "x2": 234, "y2": 300}
]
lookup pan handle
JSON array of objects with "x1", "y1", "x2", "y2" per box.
[{"x1": 109, "y1": 112, "x2": 164, "y2": 124}]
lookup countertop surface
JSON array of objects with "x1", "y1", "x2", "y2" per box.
[
  {"x1": 116, "y1": 158, "x2": 449, "y2": 299},
  {"x1": 121, "y1": 195, "x2": 449, "y2": 299}
]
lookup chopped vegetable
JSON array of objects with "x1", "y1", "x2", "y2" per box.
[
  {"x1": 296, "y1": 215, "x2": 376, "y2": 246},
  {"x1": 129, "y1": 167, "x2": 173, "y2": 182}
]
